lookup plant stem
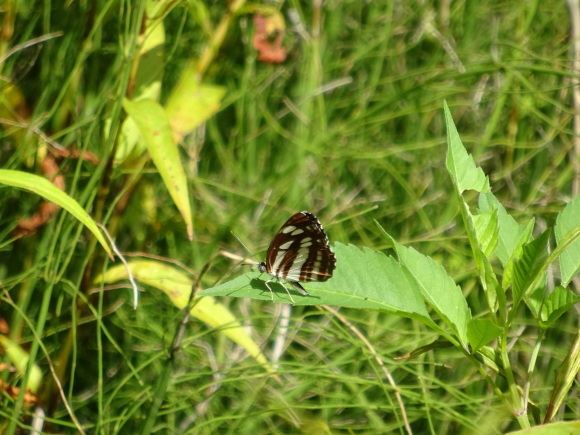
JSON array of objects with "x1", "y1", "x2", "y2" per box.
[{"x1": 499, "y1": 334, "x2": 530, "y2": 428}]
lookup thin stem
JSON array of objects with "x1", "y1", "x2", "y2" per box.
[{"x1": 499, "y1": 334, "x2": 530, "y2": 428}]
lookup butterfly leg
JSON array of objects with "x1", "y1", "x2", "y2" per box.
[
  {"x1": 264, "y1": 278, "x2": 275, "y2": 301},
  {"x1": 265, "y1": 278, "x2": 296, "y2": 304},
  {"x1": 278, "y1": 281, "x2": 296, "y2": 304}
]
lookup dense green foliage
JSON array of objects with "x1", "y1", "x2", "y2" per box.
[{"x1": 0, "y1": 0, "x2": 578, "y2": 433}]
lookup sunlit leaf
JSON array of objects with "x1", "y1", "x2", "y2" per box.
[
  {"x1": 393, "y1": 240, "x2": 471, "y2": 348},
  {"x1": 443, "y1": 103, "x2": 502, "y2": 314},
  {"x1": 122, "y1": 98, "x2": 193, "y2": 239},
  {"x1": 467, "y1": 318, "x2": 502, "y2": 352},
  {"x1": 478, "y1": 192, "x2": 532, "y2": 267},
  {"x1": 555, "y1": 196, "x2": 580, "y2": 286},
  {"x1": 472, "y1": 208, "x2": 499, "y2": 259},
  {"x1": 444, "y1": 101, "x2": 490, "y2": 194},
  {"x1": 0, "y1": 335, "x2": 43, "y2": 393},
  {"x1": 203, "y1": 243, "x2": 445, "y2": 338},
  {"x1": 512, "y1": 229, "x2": 550, "y2": 311},
  {"x1": 503, "y1": 218, "x2": 535, "y2": 290},
  {"x1": 165, "y1": 63, "x2": 226, "y2": 141},
  {"x1": 507, "y1": 421, "x2": 580, "y2": 435},
  {"x1": 540, "y1": 287, "x2": 580, "y2": 329}
]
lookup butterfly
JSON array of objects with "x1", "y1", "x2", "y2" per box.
[{"x1": 258, "y1": 211, "x2": 336, "y2": 303}]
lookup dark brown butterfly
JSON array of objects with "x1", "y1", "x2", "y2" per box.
[{"x1": 258, "y1": 211, "x2": 336, "y2": 303}]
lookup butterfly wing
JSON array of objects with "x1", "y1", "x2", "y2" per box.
[{"x1": 265, "y1": 211, "x2": 336, "y2": 283}]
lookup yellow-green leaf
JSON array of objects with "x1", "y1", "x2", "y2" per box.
[
  {"x1": 0, "y1": 335, "x2": 43, "y2": 393},
  {"x1": 122, "y1": 98, "x2": 193, "y2": 239},
  {"x1": 165, "y1": 63, "x2": 226, "y2": 140}
]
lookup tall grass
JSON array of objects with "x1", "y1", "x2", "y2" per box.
[{"x1": 0, "y1": 0, "x2": 578, "y2": 433}]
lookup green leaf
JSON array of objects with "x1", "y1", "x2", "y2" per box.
[
  {"x1": 512, "y1": 229, "x2": 550, "y2": 312},
  {"x1": 165, "y1": 63, "x2": 226, "y2": 140},
  {"x1": 113, "y1": 115, "x2": 147, "y2": 166},
  {"x1": 467, "y1": 318, "x2": 502, "y2": 352},
  {"x1": 122, "y1": 98, "x2": 193, "y2": 239},
  {"x1": 95, "y1": 260, "x2": 273, "y2": 372},
  {"x1": 462, "y1": 199, "x2": 503, "y2": 314},
  {"x1": 133, "y1": 15, "x2": 165, "y2": 99},
  {"x1": 0, "y1": 169, "x2": 112, "y2": 257},
  {"x1": 507, "y1": 421, "x2": 580, "y2": 435},
  {"x1": 443, "y1": 103, "x2": 501, "y2": 314},
  {"x1": 393, "y1": 240, "x2": 471, "y2": 347},
  {"x1": 502, "y1": 218, "x2": 535, "y2": 290},
  {"x1": 0, "y1": 335, "x2": 43, "y2": 393},
  {"x1": 478, "y1": 192, "x2": 532, "y2": 266},
  {"x1": 555, "y1": 196, "x2": 580, "y2": 286},
  {"x1": 526, "y1": 285, "x2": 545, "y2": 320},
  {"x1": 474, "y1": 346, "x2": 503, "y2": 376},
  {"x1": 111, "y1": 21, "x2": 165, "y2": 166},
  {"x1": 472, "y1": 208, "x2": 499, "y2": 259},
  {"x1": 444, "y1": 101, "x2": 490, "y2": 194},
  {"x1": 202, "y1": 243, "x2": 440, "y2": 333},
  {"x1": 540, "y1": 286, "x2": 580, "y2": 329}
]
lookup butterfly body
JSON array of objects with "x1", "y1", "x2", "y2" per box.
[{"x1": 259, "y1": 211, "x2": 336, "y2": 302}]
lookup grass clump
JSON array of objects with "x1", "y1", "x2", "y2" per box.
[{"x1": 0, "y1": 1, "x2": 579, "y2": 433}]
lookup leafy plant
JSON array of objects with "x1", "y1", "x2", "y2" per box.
[
  {"x1": 1, "y1": 0, "x2": 579, "y2": 433},
  {"x1": 203, "y1": 102, "x2": 580, "y2": 430}
]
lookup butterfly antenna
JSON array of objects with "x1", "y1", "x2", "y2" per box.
[{"x1": 231, "y1": 231, "x2": 261, "y2": 267}]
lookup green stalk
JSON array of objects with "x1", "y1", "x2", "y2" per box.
[{"x1": 499, "y1": 334, "x2": 530, "y2": 428}]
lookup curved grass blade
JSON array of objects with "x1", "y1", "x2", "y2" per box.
[{"x1": 0, "y1": 169, "x2": 112, "y2": 258}]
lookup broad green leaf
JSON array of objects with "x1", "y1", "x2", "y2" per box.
[
  {"x1": 479, "y1": 192, "x2": 532, "y2": 266},
  {"x1": 133, "y1": 17, "x2": 164, "y2": 100},
  {"x1": 112, "y1": 18, "x2": 164, "y2": 166},
  {"x1": 110, "y1": 18, "x2": 164, "y2": 165},
  {"x1": 507, "y1": 421, "x2": 580, "y2": 435},
  {"x1": 540, "y1": 287, "x2": 580, "y2": 329},
  {"x1": 474, "y1": 346, "x2": 502, "y2": 376},
  {"x1": 113, "y1": 83, "x2": 161, "y2": 166},
  {"x1": 0, "y1": 335, "x2": 43, "y2": 393},
  {"x1": 512, "y1": 229, "x2": 550, "y2": 312},
  {"x1": 165, "y1": 63, "x2": 226, "y2": 141},
  {"x1": 202, "y1": 243, "x2": 441, "y2": 334},
  {"x1": 393, "y1": 240, "x2": 471, "y2": 347},
  {"x1": 444, "y1": 101, "x2": 490, "y2": 194},
  {"x1": 467, "y1": 318, "x2": 502, "y2": 352},
  {"x1": 96, "y1": 260, "x2": 272, "y2": 371},
  {"x1": 463, "y1": 199, "x2": 504, "y2": 314},
  {"x1": 0, "y1": 169, "x2": 112, "y2": 257},
  {"x1": 443, "y1": 103, "x2": 501, "y2": 314},
  {"x1": 526, "y1": 285, "x2": 545, "y2": 320},
  {"x1": 123, "y1": 98, "x2": 193, "y2": 239},
  {"x1": 472, "y1": 208, "x2": 499, "y2": 259},
  {"x1": 113, "y1": 115, "x2": 147, "y2": 166},
  {"x1": 555, "y1": 196, "x2": 580, "y2": 285},
  {"x1": 503, "y1": 218, "x2": 535, "y2": 290}
]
